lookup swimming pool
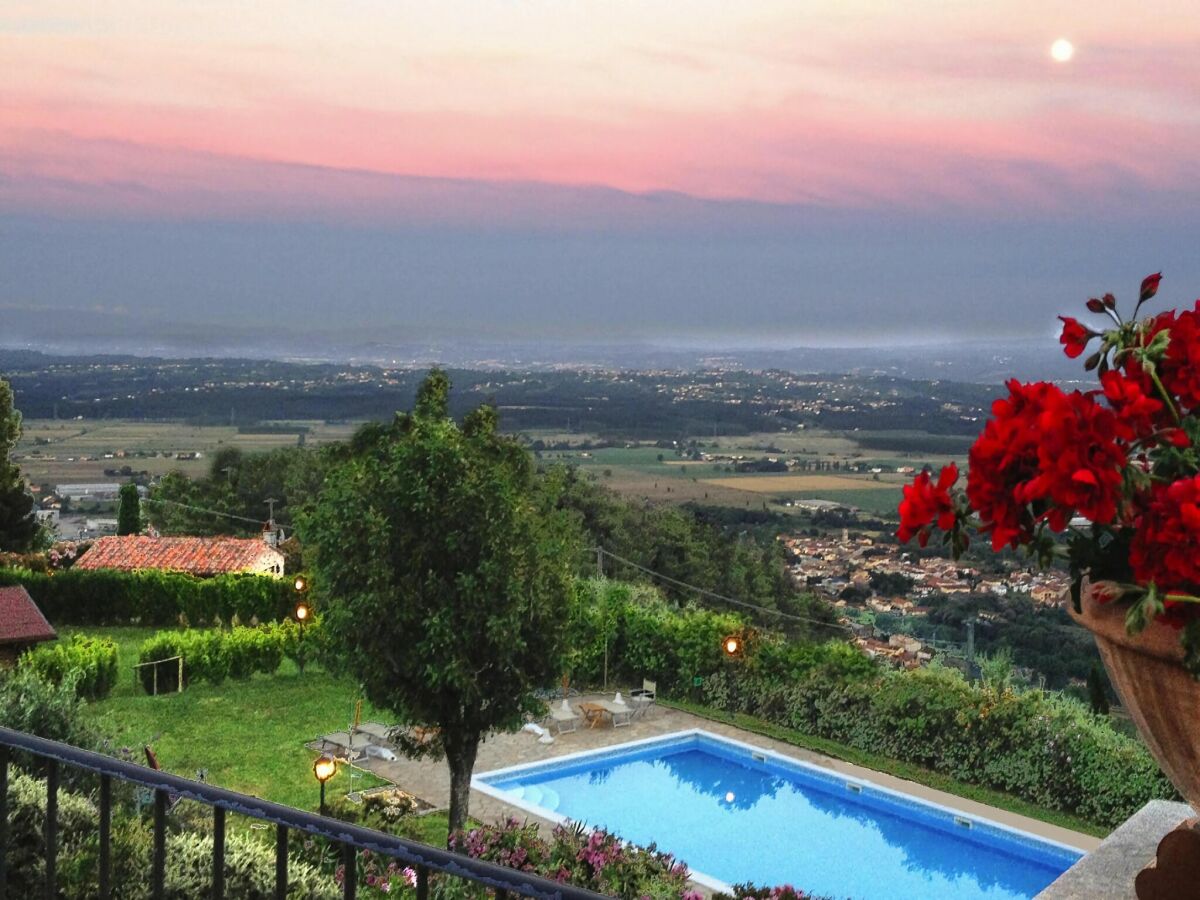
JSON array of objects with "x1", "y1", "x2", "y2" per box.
[{"x1": 473, "y1": 730, "x2": 1083, "y2": 899}]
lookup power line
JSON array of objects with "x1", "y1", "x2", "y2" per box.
[
  {"x1": 140, "y1": 497, "x2": 265, "y2": 526},
  {"x1": 594, "y1": 546, "x2": 851, "y2": 634}
]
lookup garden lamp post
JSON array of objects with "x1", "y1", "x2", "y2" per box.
[
  {"x1": 722, "y1": 633, "x2": 744, "y2": 711},
  {"x1": 294, "y1": 574, "x2": 310, "y2": 673},
  {"x1": 313, "y1": 755, "x2": 337, "y2": 815}
]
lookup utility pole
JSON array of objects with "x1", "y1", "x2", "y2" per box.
[
  {"x1": 596, "y1": 547, "x2": 604, "y2": 578},
  {"x1": 966, "y1": 619, "x2": 976, "y2": 671}
]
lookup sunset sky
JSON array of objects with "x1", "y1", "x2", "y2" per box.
[{"x1": 3, "y1": 1, "x2": 1199, "y2": 350}]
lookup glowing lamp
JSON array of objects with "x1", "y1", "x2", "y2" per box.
[
  {"x1": 723, "y1": 635, "x2": 742, "y2": 658},
  {"x1": 725, "y1": 791, "x2": 736, "y2": 803},
  {"x1": 295, "y1": 602, "x2": 310, "y2": 622},
  {"x1": 293, "y1": 575, "x2": 309, "y2": 593},
  {"x1": 313, "y1": 756, "x2": 337, "y2": 783},
  {"x1": 313, "y1": 755, "x2": 337, "y2": 814}
]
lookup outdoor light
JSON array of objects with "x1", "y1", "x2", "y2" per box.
[
  {"x1": 723, "y1": 635, "x2": 742, "y2": 658},
  {"x1": 313, "y1": 755, "x2": 337, "y2": 815},
  {"x1": 294, "y1": 600, "x2": 312, "y2": 674},
  {"x1": 293, "y1": 574, "x2": 309, "y2": 593},
  {"x1": 725, "y1": 791, "x2": 736, "y2": 803}
]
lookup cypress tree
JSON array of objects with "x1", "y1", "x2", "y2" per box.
[{"x1": 117, "y1": 483, "x2": 142, "y2": 536}]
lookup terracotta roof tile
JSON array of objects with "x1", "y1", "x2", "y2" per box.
[
  {"x1": 75, "y1": 536, "x2": 284, "y2": 577},
  {"x1": 0, "y1": 585, "x2": 57, "y2": 646}
]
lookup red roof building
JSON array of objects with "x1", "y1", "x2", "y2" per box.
[
  {"x1": 74, "y1": 535, "x2": 285, "y2": 577},
  {"x1": 0, "y1": 585, "x2": 57, "y2": 665}
]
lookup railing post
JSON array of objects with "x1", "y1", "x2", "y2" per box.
[
  {"x1": 416, "y1": 865, "x2": 428, "y2": 900},
  {"x1": 212, "y1": 806, "x2": 225, "y2": 900},
  {"x1": 99, "y1": 774, "x2": 112, "y2": 899},
  {"x1": 152, "y1": 789, "x2": 167, "y2": 899},
  {"x1": 274, "y1": 824, "x2": 288, "y2": 900},
  {"x1": 342, "y1": 843, "x2": 356, "y2": 900},
  {"x1": 0, "y1": 745, "x2": 8, "y2": 900},
  {"x1": 44, "y1": 759, "x2": 58, "y2": 900}
]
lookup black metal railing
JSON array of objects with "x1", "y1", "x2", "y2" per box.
[{"x1": 0, "y1": 726, "x2": 608, "y2": 900}]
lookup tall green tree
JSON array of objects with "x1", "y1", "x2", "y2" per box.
[
  {"x1": 298, "y1": 370, "x2": 580, "y2": 835},
  {"x1": 116, "y1": 483, "x2": 141, "y2": 536},
  {"x1": 0, "y1": 378, "x2": 39, "y2": 552},
  {"x1": 1087, "y1": 662, "x2": 1111, "y2": 716}
]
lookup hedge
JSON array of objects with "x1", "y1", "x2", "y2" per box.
[
  {"x1": 137, "y1": 622, "x2": 311, "y2": 693},
  {"x1": 20, "y1": 634, "x2": 119, "y2": 700},
  {"x1": 695, "y1": 662, "x2": 1175, "y2": 828},
  {"x1": 0, "y1": 566, "x2": 294, "y2": 627},
  {"x1": 569, "y1": 579, "x2": 745, "y2": 694}
]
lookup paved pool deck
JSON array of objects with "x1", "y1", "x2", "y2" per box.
[{"x1": 343, "y1": 693, "x2": 1101, "y2": 854}]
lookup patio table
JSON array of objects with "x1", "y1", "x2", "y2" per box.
[{"x1": 577, "y1": 702, "x2": 607, "y2": 728}]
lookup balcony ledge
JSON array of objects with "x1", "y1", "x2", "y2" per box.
[{"x1": 1038, "y1": 800, "x2": 1194, "y2": 899}]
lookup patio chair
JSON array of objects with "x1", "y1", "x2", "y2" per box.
[{"x1": 630, "y1": 679, "x2": 657, "y2": 719}]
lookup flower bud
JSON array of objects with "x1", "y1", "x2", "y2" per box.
[
  {"x1": 1102, "y1": 293, "x2": 1117, "y2": 309},
  {"x1": 1086, "y1": 298, "x2": 1105, "y2": 313},
  {"x1": 1140, "y1": 272, "x2": 1163, "y2": 303}
]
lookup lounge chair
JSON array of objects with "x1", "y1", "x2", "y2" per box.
[
  {"x1": 596, "y1": 695, "x2": 632, "y2": 728},
  {"x1": 547, "y1": 702, "x2": 581, "y2": 735}
]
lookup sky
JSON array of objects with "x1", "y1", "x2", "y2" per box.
[{"x1": 3, "y1": 1, "x2": 1200, "y2": 353}]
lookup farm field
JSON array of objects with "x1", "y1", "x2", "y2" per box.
[
  {"x1": 528, "y1": 427, "x2": 951, "y2": 516},
  {"x1": 701, "y1": 474, "x2": 892, "y2": 493},
  {"x1": 15, "y1": 419, "x2": 358, "y2": 485},
  {"x1": 12, "y1": 418, "x2": 955, "y2": 520}
]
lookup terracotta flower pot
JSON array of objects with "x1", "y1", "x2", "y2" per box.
[{"x1": 1070, "y1": 586, "x2": 1199, "y2": 810}]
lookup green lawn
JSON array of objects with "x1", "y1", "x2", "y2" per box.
[
  {"x1": 70, "y1": 627, "x2": 394, "y2": 814},
  {"x1": 666, "y1": 699, "x2": 1108, "y2": 839}
]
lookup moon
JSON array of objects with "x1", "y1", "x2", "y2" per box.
[{"x1": 1051, "y1": 39, "x2": 1075, "y2": 63}]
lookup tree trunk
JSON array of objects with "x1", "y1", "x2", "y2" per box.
[{"x1": 445, "y1": 733, "x2": 480, "y2": 842}]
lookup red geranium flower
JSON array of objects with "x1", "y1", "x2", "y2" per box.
[
  {"x1": 966, "y1": 380, "x2": 1060, "y2": 550},
  {"x1": 1157, "y1": 301, "x2": 1200, "y2": 413},
  {"x1": 1100, "y1": 369, "x2": 1164, "y2": 442},
  {"x1": 898, "y1": 463, "x2": 958, "y2": 547},
  {"x1": 1131, "y1": 476, "x2": 1200, "y2": 623},
  {"x1": 1026, "y1": 389, "x2": 1127, "y2": 528},
  {"x1": 1058, "y1": 316, "x2": 1093, "y2": 359}
]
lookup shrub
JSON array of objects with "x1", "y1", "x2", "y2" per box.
[
  {"x1": 0, "y1": 666, "x2": 97, "y2": 752},
  {"x1": 716, "y1": 886, "x2": 831, "y2": 900},
  {"x1": 4, "y1": 767, "x2": 336, "y2": 899},
  {"x1": 446, "y1": 818, "x2": 695, "y2": 899},
  {"x1": 20, "y1": 634, "x2": 119, "y2": 700},
  {"x1": 0, "y1": 566, "x2": 294, "y2": 627},
  {"x1": 569, "y1": 579, "x2": 744, "y2": 694},
  {"x1": 2, "y1": 768, "x2": 100, "y2": 894},
  {"x1": 137, "y1": 623, "x2": 298, "y2": 693}
]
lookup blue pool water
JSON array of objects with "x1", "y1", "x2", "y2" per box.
[{"x1": 476, "y1": 731, "x2": 1082, "y2": 900}]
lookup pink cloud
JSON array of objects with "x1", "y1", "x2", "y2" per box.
[{"x1": 3, "y1": 3, "x2": 1198, "y2": 220}]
